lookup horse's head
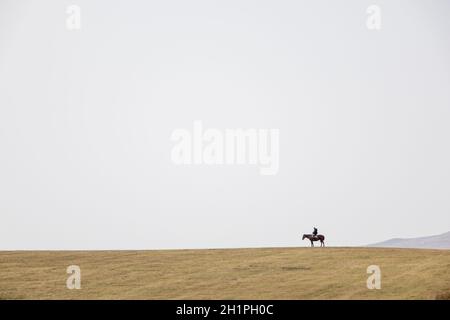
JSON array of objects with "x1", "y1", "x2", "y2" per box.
[{"x1": 302, "y1": 234, "x2": 306, "y2": 240}]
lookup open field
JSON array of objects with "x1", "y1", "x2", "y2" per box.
[{"x1": 0, "y1": 247, "x2": 449, "y2": 299}]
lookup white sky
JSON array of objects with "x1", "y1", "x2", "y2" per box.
[{"x1": 0, "y1": 0, "x2": 449, "y2": 249}]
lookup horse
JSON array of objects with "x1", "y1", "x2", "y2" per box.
[{"x1": 302, "y1": 234, "x2": 325, "y2": 247}]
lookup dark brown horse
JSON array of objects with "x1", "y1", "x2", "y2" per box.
[{"x1": 302, "y1": 234, "x2": 325, "y2": 247}]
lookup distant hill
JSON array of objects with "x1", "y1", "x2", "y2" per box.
[{"x1": 368, "y1": 231, "x2": 450, "y2": 249}]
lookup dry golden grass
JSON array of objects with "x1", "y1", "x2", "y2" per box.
[{"x1": 0, "y1": 247, "x2": 449, "y2": 299}]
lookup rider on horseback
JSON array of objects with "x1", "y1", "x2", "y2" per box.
[{"x1": 312, "y1": 227, "x2": 318, "y2": 239}]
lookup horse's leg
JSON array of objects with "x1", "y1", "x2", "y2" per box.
[{"x1": 311, "y1": 240, "x2": 314, "y2": 247}]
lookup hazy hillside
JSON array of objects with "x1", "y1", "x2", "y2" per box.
[
  {"x1": 368, "y1": 231, "x2": 450, "y2": 249},
  {"x1": 0, "y1": 247, "x2": 449, "y2": 300}
]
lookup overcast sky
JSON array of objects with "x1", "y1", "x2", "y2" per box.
[{"x1": 0, "y1": 0, "x2": 449, "y2": 249}]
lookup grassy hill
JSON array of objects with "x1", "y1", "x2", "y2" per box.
[{"x1": 0, "y1": 247, "x2": 449, "y2": 299}]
